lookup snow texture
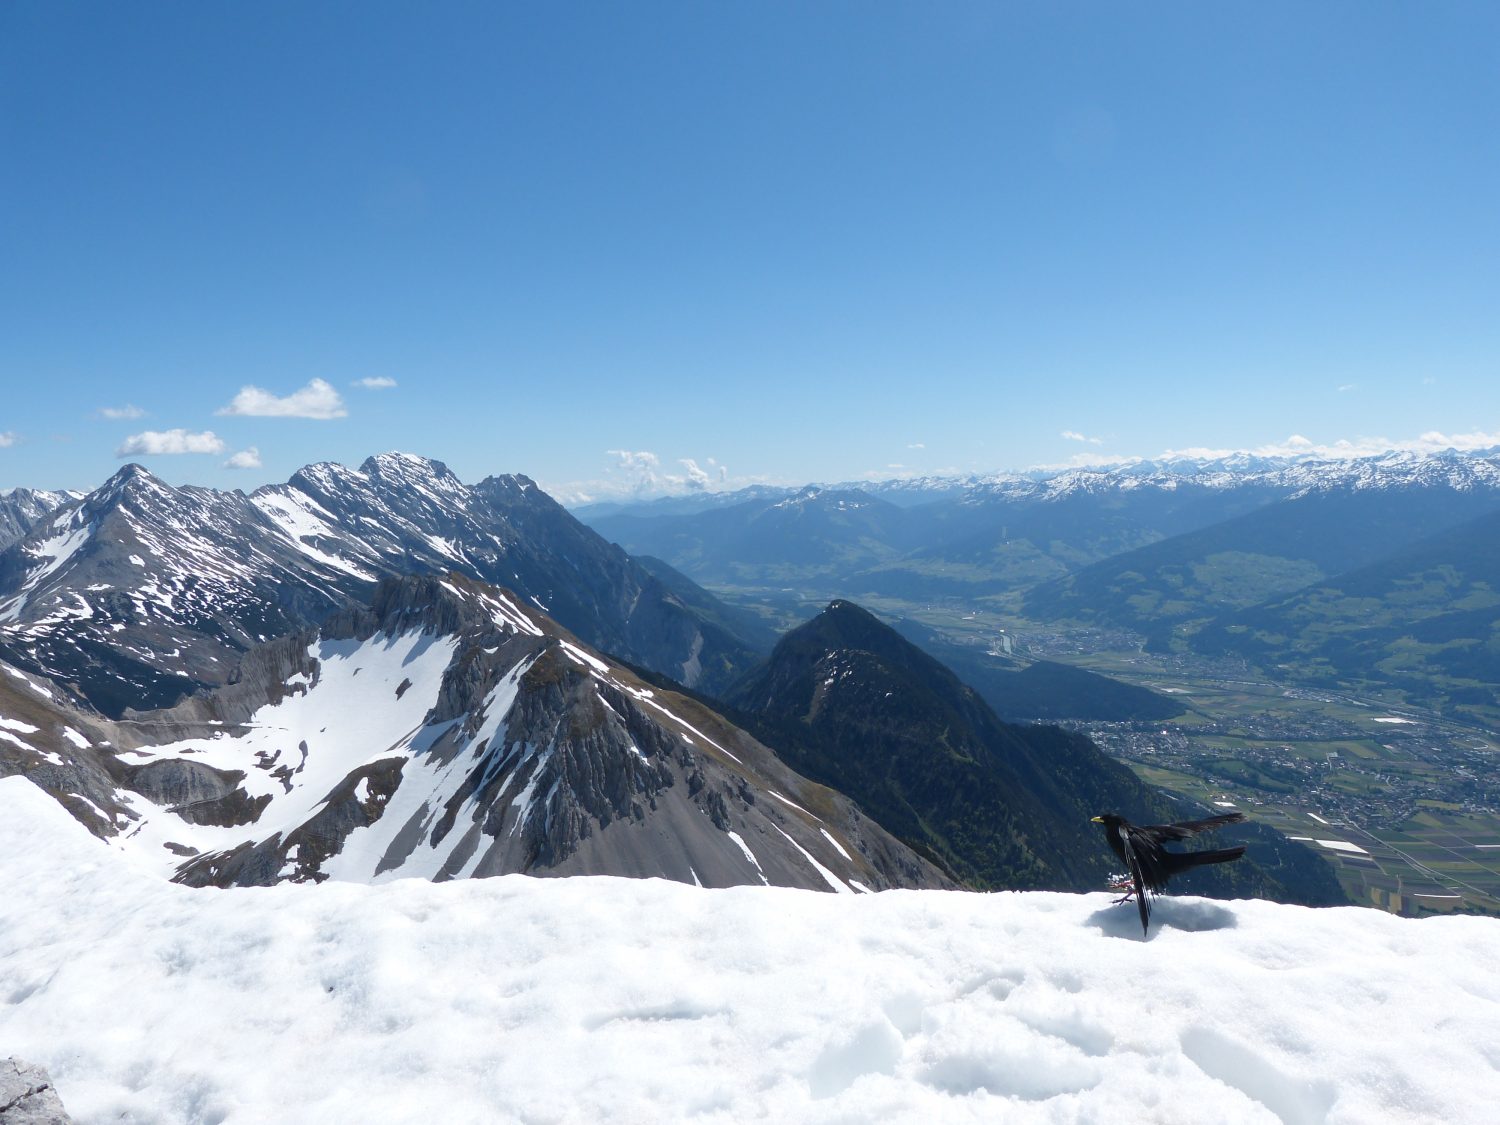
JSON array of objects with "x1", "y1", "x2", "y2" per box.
[{"x1": 2, "y1": 776, "x2": 1498, "y2": 1124}]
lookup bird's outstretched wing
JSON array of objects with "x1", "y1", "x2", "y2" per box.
[{"x1": 1139, "y1": 812, "x2": 1246, "y2": 844}]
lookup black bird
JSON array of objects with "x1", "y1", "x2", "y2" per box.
[{"x1": 1091, "y1": 812, "x2": 1248, "y2": 935}]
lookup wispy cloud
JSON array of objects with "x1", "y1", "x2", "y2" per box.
[
  {"x1": 352, "y1": 377, "x2": 398, "y2": 390},
  {"x1": 1061, "y1": 430, "x2": 1104, "y2": 445},
  {"x1": 98, "y1": 404, "x2": 146, "y2": 420},
  {"x1": 0, "y1": 431, "x2": 17, "y2": 448},
  {"x1": 554, "y1": 451, "x2": 754, "y2": 503},
  {"x1": 607, "y1": 448, "x2": 660, "y2": 475},
  {"x1": 216, "y1": 378, "x2": 346, "y2": 419},
  {"x1": 223, "y1": 447, "x2": 262, "y2": 470},
  {"x1": 1338, "y1": 384, "x2": 1358, "y2": 393},
  {"x1": 907, "y1": 442, "x2": 925, "y2": 450},
  {"x1": 116, "y1": 429, "x2": 226, "y2": 457}
]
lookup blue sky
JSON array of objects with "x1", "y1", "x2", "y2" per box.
[{"x1": 3, "y1": 2, "x2": 1498, "y2": 501}]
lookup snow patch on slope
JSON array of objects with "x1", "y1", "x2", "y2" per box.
[{"x1": 116, "y1": 630, "x2": 458, "y2": 876}]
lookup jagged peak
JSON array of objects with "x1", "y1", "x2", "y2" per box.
[
  {"x1": 476, "y1": 472, "x2": 540, "y2": 495},
  {"x1": 359, "y1": 451, "x2": 461, "y2": 484},
  {"x1": 284, "y1": 459, "x2": 369, "y2": 490},
  {"x1": 86, "y1": 462, "x2": 173, "y2": 508}
]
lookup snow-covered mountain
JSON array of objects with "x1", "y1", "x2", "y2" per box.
[
  {"x1": 0, "y1": 453, "x2": 760, "y2": 716},
  {"x1": 2, "y1": 574, "x2": 945, "y2": 893},
  {"x1": 0, "y1": 486, "x2": 80, "y2": 551},
  {"x1": 3, "y1": 774, "x2": 1496, "y2": 1123},
  {"x1": 581, "y1": 446, "x2": 1500, "y2": 519},
  {"x1": 584, "y1": 446, "x2": 1500, "y2": 605},
  {"x1": 872, "y1": 446, "x2": 1500, "y2": 505}
]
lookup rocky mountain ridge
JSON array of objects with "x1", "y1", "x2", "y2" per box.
[{"x1": 0, "y1": 454, "x2": 761, "y2": 717}]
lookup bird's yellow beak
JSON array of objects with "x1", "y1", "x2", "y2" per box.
[{"x1": 1090, "y1": 816, "x2": 1104, "y2": 823}]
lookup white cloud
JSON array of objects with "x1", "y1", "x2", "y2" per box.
[
  {"x1": 678, "y1": 458, "x2": 712, "y2": 490},
  {"x1": 352, "y1": 377, "x2": 398, "y2": 389},
  {"x1": 907, "y1": 442, "x2": 925, "y2": 450},
  {"x1": 608, "y1": 450, "x2": 660, "y2": 473},
  {"x1": 216, "y1": 378, "x2": 346, "y2": 419},
  {"x1": 116, "y1": 429, "x2": 226, "y2": 457},
  {"x1": 223, "y1": 447, "x2": 262, "y2": 470},
  {"x1": 98, "y1": 404, "x2": 146, "y2": 420},
  {"x1": 604, "y1": 449, "x2": 662, "y2": 493},
  {"x1": 1061, "y1": 430, "x2": 1104, "y2": 445},
  {"x1": 0, "y1": 431, "x2": 16, "y2": 448},
  {"x1": 1338, "y1": 384, "x2": 1358, "y2": 393}
]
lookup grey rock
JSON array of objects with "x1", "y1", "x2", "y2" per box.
[{"x1": 0, "y1": 1058, "x2": 72, "y2": 1124}]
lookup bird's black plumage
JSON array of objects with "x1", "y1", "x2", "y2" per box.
[{"x1": 1090, "y1": 812, "x2": 1248, "y2": 935}]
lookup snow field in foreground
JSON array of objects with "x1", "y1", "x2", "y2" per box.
[{"x1": 2, "y1": 776, "x2": 1499, "y2": 1124}]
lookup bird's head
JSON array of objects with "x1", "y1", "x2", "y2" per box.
[{"x1": 1091, "y1": 814, "x2": 1123, "y2": 829}]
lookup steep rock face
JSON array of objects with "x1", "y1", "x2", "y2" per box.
[
  {"x1": 0, "y1": 1058, "x2": 73, "y2": 1125},
  {"x1": 0, "y1": 455, "x2": 759, "y2": 717},
  {"x1": 726, "y1": 600, "x2": 1346, "y2": 906},
  {"x1": 54, "y1": 575, "x2": 948, "y2": 894},
  {"x1": 472, "y1": 473, "x2": 759, "y2": 691},
  {"x1": 0, "y1": 659, "x2": 138, "y2": 839}
]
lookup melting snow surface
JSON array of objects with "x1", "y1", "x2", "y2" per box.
[{"x1": 1, "y1": 775, "x2": 1497, "y2": 1124}]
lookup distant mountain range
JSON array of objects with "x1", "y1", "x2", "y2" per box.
[
  {"x1": 580, "y1": 446, "x2": 1500, "y2": 725},
  {"x1": 576, "y1": 446, "x2": 1500, "y2": 519},
  {"x1": 583, "y1": 449, "x2": 1500, "y2": 603}
]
